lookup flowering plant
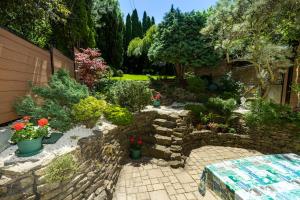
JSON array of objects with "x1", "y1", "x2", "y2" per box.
[
  {"x1": 152, "y1": 91, "x2": 161, "y2": 100},
  {"x1": 129, "y1": 135, "x2": 143, "y2": 150},
  {"x1": 11, "y1": 116, "x2": 50, "y2": 143}
]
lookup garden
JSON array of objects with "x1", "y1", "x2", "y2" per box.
[{"x1": 0, "y1": 0, "x2": 300, "y2": 200}]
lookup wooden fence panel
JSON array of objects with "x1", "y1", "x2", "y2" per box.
[{"x1": 0, "y1": 28, "x2": 74, "y2": 124}]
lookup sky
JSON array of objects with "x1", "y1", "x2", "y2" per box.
[{"x1": 119, "y1": 0, "x2": 219, "y2": 23}]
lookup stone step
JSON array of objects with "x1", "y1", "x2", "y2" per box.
[
  {"x1": 153, "y1": 125, "x2": 173, "y2": 136},
  {"x1": 170, "y1": 153, "x2": 182, "y2": 161},
  {"x1": 149, "y1": 144, "x2": 171, "y2": 160},
  {"x1": 156, "y1": 113, "x2": 179, "y2": 122},
  {"x1": 170, "y1": 145, "x2": 182, "y2": 153},
  {"x1": 153, "y1": 119, "x2": 177, "y2": 129},
  {"x1": 171, "y1": 136, "x2": 183, "y2": 145},
  {"x1": 154, "y1": 134, "x2": 172, "y2": 146},
  {"x1": 170, "y1": 160, "x2": 184, "y2": 168}
]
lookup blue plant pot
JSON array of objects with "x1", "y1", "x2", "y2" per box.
[
  {"x1": 16, "y1": 137, "x2": 43, "y2": 156},
  {"x1": 153, "y1": 100, "x2": 161, "y2": 107}
]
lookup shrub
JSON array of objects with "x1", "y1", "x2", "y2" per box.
[
  {"x1": 184, "y1": 104, "x2": 207, "y2": 118},
  {"x1": 104, "y1": 105, "x2": 133, "y2": 126},
  {"x1": 31, "y1": 69, "x2": 89, "y2": 107},
  {"x1": 15, "y1": 97, "x2": 73, "y2": 132},
  {"x1": 207, "y1": 97, "x2": 237, "y2": 117},
  {"x1": 186, "y1": 75, "x2": 207, "y2": 93},
  {"x1": 94, "y1": 78, "x2": 117, "y2": 94},
  {"x1": 45, "y1": 154, "x2": 77, "y2": 183},
  {"x1": 245, "y1": 98, "x2": 300, "y2": 127},
  {"x1": 107, "y1": 81, "x2": 152, "y2": 112},
  {"x1": 75, "y1": 48, "x2": 107, "y2": 89},
  {"x1": 72, "y1": 96, "x2": 107, "y2": 128},
  {"x1": 115, "y1": 69, "x2": 124, "y2": 77},
  {"x1": 14, "y1": 69, "x2": 89, "y2": 132},
  {"x1": 218, "y1": 72, "x2": 244, "y2": 101}
]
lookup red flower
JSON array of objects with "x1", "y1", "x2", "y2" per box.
[
  {"x1": 129, "y1": 136, "x2": 135, "y2": 144},
  {"x1": 13, "y1": 123, "x2": 25, "y2": 131},
  {"x1": 23, "y1": 116, "x2": 31, "y2": 121},
  {"x1": 38, "y1": 118, "x2": 48, "y2": 127},
  {"x1": 137, "y1": 136, "x2": 143, "y2": 145}
]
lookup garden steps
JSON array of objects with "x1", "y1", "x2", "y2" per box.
[
  {"x1": 154, "y1": 134, "x2": 172, "y2": 146},
  {"x1": 153, "y1": 118, "x2": 177, "y2": 129},
  {"x1": 148, "y1": 144, "x2": 172, "y2": 160},
  {"x1": 152, "y1": 124, "x2": 173, "y2": 136}
]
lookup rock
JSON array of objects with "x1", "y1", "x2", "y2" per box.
[
  {"x1": 153, "y1": 119, "x2": 177, "y2": 128},
  {"x1": 171, "y1": 153, "x2": 181, "y2": 161},
  {"x1": 153, "y1": 125, "x2": 173, "y2": 136},
  {"x1": 170, "y1": 145, "x2": 182, "y2": 153},
  {"x1": 149, "y1": 145, "x2": 171, "y2": 160},
  {"x1": 154, "y1": 134, "x2": 172, "y2": 146},
  {"x1": 173, "y1": 127, "x2": 187, "y2": 133}
]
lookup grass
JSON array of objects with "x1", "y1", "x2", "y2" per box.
[{"x1": 111, "y1": 74, "x2": 175, "y2": 81}]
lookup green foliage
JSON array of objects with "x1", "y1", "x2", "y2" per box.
[
  {"x1": 0, "y1": 0, "x2": 70, "y2": 48},
  {"x1": 186, "y1": 75, "x2": 207, "y2": 93},
  {"x1": 107, "y1": 81, "x2": 152, "y2": 112},
  {"x1": 218, "y1": 72, "x2": 244, "y2": 101},
  {"x1": 72, "y1": 96, "x2": 107, "y2": 127},
  {"x1": 45, "y1": 154, "x2": 77, "y2": 183},
  {"x1": 207, "y1": 97, "x2": 237, "y2": 117},
  {"x1": 52, "y1": 0, "x2": 96, "y2": 55},
  {"x1": 93, "y1": 0, "x2": 124, "y2": 68},
  {"x1": 115, "y1": 70, "x2": 124, "y2": 77},
  {"x1": 148, "y1": 8, "x2": 221, "y2": 79},
  {"x1": 202, "y1": 0, "x2": 299, "y2": 98},
  {"x1": 104, "y1": 105, "x2": 133, "y2": 126},
  {"x1": 32, "y1": 69, "x2": 89, "y2": 107},
  {"x1": 131, "y1": 9, "x2": 143, "y2": 39},
  {"x1": 245, "y1": 99, "x2": 300, "y2": 127},
  {"x1": 15, "y1": 69, "x2": 88, "y2": 132}
]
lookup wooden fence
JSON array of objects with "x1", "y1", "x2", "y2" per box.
[{"x1": 0, "y1": 28, "x2": 75, "y2": 124}]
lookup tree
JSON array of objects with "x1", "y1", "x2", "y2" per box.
[
  {"x1": 142, "y1": 11, "x2": 152, "y2": 34},
  {"x1": 124, "y1": 14, "x2": 132, "y2": 49},
  {"x1": 148, "y1": 8, "x2": 221, "y2": 80},
  {"x1": 75, "y1": 48, "x2": 107, "y2": 89},
  {"x1": 127, "y1": 25, "x2": 157, "y2": 57},
  {"x1": 202, "y1": 0, "x2": 299, "y2": 98},
  {"x1": 93, "y1": 0, "x2": 124, "y2": 68},
  {"x1": 0, "y1": 0, "x2": 70, "y2": 47},
  {"x1": 131, "y1": 9, "x2": 143, "y2": 38},
  {"x1": 151, "y1": 17, "x2": 155, "y2": 25},
  {"x1": 51, "y1": 0, "x2": 96, "y2": 55}
]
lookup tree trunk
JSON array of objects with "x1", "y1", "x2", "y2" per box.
[{"x1": 175, "y1": 63, "x2": 185, "y2": 81}]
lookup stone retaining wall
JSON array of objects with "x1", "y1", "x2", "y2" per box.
[
  {"x1": 1, "y1": 108, "x2": 299, "y2": 200},
  {"x1": 183, "y1": 125, "x2": 300, "y2": 156}
]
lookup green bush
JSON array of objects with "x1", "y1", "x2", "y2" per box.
[
  {"x1": 45, "y1": 154, "x2": 77, "y2": 183},
  {"x1": 104, "y1": 105, "x2": 133, "y2": 126},
  {"x1": 107, "y1": 81, "x2": 152, "y2": 112},
  {"x1": 72, "y1": 96, "x2": 107, "y2": 128},
  {"x1": 245, "y1": 98, "x2": 300, "y2": 127},
  {"x1": 115, "y1": 70, "x2": 124, "y2": 77},
  {"x1": 207, "y1": 97, "x2": 237, "y2": 117},
  {"x1": 14, "y1": 69, "x2": 89, "y2": 132},
  {"x1": 184, "y1": 104, "x2": 207, "y2": 118},
  {"x1": 31, "y1": 69, "x2": 89, "y2": 107},
  {"x1": 218, "y1": 72, "x2": 244, "y2": 101},
  {"x1": 186, "y1": 75, "x2": 207, "y2": 93}
]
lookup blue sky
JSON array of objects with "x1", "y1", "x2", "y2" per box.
[{"x1": 119, "y1": 0, "x2": 219, "y2": 23}]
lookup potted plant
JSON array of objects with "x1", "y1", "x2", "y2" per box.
[
  {"x1": 129, "y1": 135, "x2": 143, "y2": 160},
  {"x1": 152, "y1": 91, "x2": 161, "y2": 108},
  {"x1": 11, "y1": 116, "x2": 49, "y2": 157}
]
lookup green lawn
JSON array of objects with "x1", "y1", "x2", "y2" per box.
[{"x1": 111, "y1": 74, "x2": 175, "y2": 81}]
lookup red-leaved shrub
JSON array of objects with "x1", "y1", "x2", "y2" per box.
[{"x1": 75, "y1": 48, "x2": 107, "y2": 89}]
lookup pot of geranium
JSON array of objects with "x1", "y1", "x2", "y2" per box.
[
  {"x1": 11, "y1": 117, "x2": 49, "y2": 157},
  {"x1": 129, "y1": 135, "x2": 143, "y2": 160},
  {"x1": 152, "y1": 91, "x2": 161, "y2": 108}
]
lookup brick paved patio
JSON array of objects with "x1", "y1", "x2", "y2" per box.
[{"x1": 113, "y1": 145, "x2": 262, "y2": 200}]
